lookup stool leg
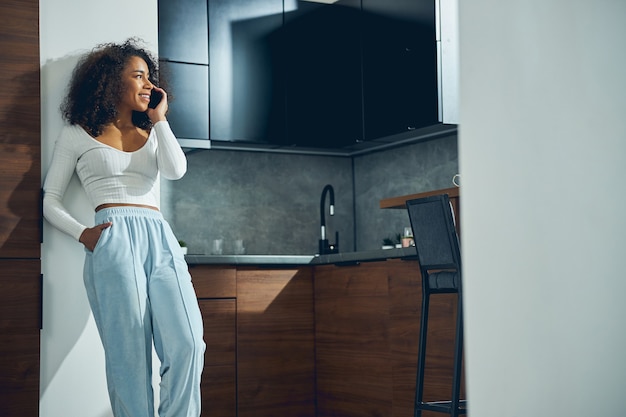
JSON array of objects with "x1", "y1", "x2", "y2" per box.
[
  {"x1": 414, "y1": 286, "x2": 430, "y2": 417},
  {"x1": 450, "y1": 292, "x2": 464, "y2": 417}
]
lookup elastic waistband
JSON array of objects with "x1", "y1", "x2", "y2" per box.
[{"x1": 95, "y1": 206, "x2": 164, "y2": 223}]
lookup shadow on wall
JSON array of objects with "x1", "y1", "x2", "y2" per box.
[
  {"x1": 0, "y1": 67, "x2": 40, "y2": 258},
  {"x1": 0, "y1": 33, "x2": 42, "y2": 417},
  {"x1": 39, "y1": 54, "x2": 108, "y2": 409}
]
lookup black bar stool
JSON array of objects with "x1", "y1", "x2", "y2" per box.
[{"x1": 406, "y1": 194, "x2": 466, "y2": 417}]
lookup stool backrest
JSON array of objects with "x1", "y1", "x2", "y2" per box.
[{"x1": 406, "y1": 194, "x2": 461, "y2": 272}]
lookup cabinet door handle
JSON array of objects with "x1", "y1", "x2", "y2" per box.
[
  {"x1": 39, "y1": 188, "x2": 44, "y2": 243},
  {"x1": 39, "y1": 273, "x2": 44, "y2": 330}
]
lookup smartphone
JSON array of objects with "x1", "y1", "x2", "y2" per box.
[{"x1": 148, "y1": 89, "x2": 163, "y2": 109}]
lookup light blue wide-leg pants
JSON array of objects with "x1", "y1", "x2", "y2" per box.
[{"x1": 83, "y1": 207, "x2": 205, "y2": 417}]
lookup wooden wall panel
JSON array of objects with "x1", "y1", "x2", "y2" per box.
[
  {"x1": 0, "y1": 260, "x2": 41, "y2": 330},
  {"x1": 0, "y1": 259, "x2": 41, "y2": 417},
  {"x1": 0, "y1": 0, "x2": 41, "y2": 414},
  {"x1": 0, "y1": 331, "x2": 40, "y2": 417},
  {"x1": 0, "y1": 0, "x2": 41, "y2": 259}
]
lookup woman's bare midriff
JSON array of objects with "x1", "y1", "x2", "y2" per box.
[{"x1": 95, "y1": 203, "x2": 159, "y2": 212}]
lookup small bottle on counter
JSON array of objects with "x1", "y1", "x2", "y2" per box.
[{"x1": 402, "y1": 226, "x2": 414, "y2": 248}]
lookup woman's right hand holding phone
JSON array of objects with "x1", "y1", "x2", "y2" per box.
[{"x1": 146, "y1": 87, "x2": 168, "y2": 124}]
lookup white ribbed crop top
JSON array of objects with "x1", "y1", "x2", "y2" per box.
[{"x1": 43, "y1": 121, "x2": 187, "y2": 241}]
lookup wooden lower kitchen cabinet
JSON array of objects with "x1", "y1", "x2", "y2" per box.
[
  {"x1": 236, "y1": 266, "x2": 316, "y2": 417},
  {"x1": 190, "y1": 264, "x2": 316, "y2": 417},
  {"x1": 199, "y1": 299, "x2": 237, "y2": 417},
  {"x1": 314, "y1": 258, "x2": 463, "y2": 417},
  {"x1": 190, "y1": 259, "x2": 463, "y2": 417},
  {"x1": 190, "y1": 266, "x2": 237, "y2": 417}
]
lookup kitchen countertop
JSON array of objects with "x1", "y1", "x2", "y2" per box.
[
  {"x1": 185, "y1": 254, "x2": 315, "y2": 265},
  {"x1": 185, "y1": 247, "x2": 417, "y2": 266}
]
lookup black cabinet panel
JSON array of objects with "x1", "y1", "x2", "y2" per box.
[
  {"x1": 158, "y1": 0, "x2": 208, "y2": 64},
  {"x1": 361, "y1": 0, "x2": 438, "y2": 140},
  {"x1": 164, "y1": 62, "x2": 209, "y2": 140},
  {"x1": 283, "y1": 1, "x2": 363, "y2": 148},
  {"x1": 209, "y1": 0, "x2": 285, "y2": 143}
]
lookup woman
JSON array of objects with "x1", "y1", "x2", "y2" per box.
[{"x1": 43, "y1": 39, "x2": 205, "y2": 417}]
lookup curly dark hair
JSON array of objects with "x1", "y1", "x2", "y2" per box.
[{"x1": 61, "y1": 38, "x2": 167, "y2": 137}]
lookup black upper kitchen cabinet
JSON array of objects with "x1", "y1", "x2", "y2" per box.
[
  {"x1": 165, "y1": 62, "x2": 209, "y2": 140},
  {"x1": 282, "y1": 1, "x2": 363, "y2": 148},
  {"x1": 158, "y1": 0, "x2": 209, "y2": 143},
  {"x1": 158, "y1": 0, "x2": 440, "y2": 149},
  {"x1": 361, "y1": 0, "x2": 438, "y2": 140},
  {"x1": 209, "y1": 0, "x2": 285, "y2": 144},
  {"x1": 158, "y1": 0, "x2": 208, "y2": 64},
  {"x1": 206, "y1": 0, "x2": 362, "y2": 148},
  {"x1": 281, "y1": 0, "x2": 438, "y2": 146}
]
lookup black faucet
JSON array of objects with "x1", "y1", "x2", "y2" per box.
[{"x1": 319, "y1": 184, "x2": 339, "y2": 255}]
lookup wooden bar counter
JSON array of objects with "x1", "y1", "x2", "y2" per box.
[{"x1": 381, "y1": 186, "x2": 461, "y2": 235}]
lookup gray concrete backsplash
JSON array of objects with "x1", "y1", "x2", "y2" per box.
[
  {"x1": 161, "y1": 134, "x2": 458, "y2": 255},
  {"x1": 354, "y1": 134, "x2": 459, "y2": 251}
]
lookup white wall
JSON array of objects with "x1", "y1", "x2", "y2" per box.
[
  {"x1": 459, "y1": 1, "x2": 626, "y2": 416},
  {"x1": 39, "y1": 1, "x2": 158, "y2": 416}
]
